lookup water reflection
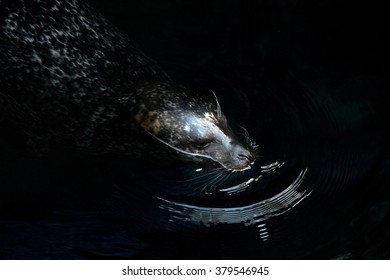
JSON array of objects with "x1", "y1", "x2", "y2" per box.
[{"x1": 159, "y1": 168, "x2": 311, "y2": 239}]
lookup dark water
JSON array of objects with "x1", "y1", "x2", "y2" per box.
[{"x1": 0, "y1": 0, "x2": 389, "y2": 259}]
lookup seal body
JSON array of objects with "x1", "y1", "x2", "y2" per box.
[
  {"x1": 0, "y1": 0, "x2": 167, "y2": 155},
  {"x1": 0, "y1": 0, "x2": 256, "y2": 171}
]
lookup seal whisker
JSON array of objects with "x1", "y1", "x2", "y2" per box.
[
  {"x1": 217, "y1": 172, "x2": 235, "y2": 190},
  {"x1": 180, "y1": 168, "x2": 222, "y2": 183},
  {"x1": 196, "y1": 168, "x2": 234, "y2": 193},
  {"x1": 240, "y1": 126, "x2": 250, "y2": 138},
  {"x1": 239, "y1": 126, "x2": 258, "y2": 153},
  {"x1": 195, "y1": 168, "x2": 226, "y2": 192},
  {"x1": 197, "y1": 172, "x2": 227, "y2": 193},
  {"x1": 200, "y1": 174, "x2": 223, "y2": 192},
  {"x1": 211, "y1": 90, "x2": 222, "y2": 119},
  {"x1": 210, "y1": 172, "x2": 231, "y2": 191}
]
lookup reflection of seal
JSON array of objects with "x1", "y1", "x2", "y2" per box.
[{"x1": 0, "y1": 0, "x2": 256, "y2": 172}]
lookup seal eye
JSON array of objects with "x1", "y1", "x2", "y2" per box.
[{"x1": 193, "y1": 139, "x2": 213, "y2": 149}]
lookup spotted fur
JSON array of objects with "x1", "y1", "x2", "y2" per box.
[{"x1": 0, "y1": 0, "x2": 169, "y2": 155}]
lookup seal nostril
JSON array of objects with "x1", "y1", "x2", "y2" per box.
[
  {"x1": 237, "y1": 150, "x2": 255, "y2": 163},
  {"x1": 238, "y1": 153, "x2": 251, "y2": 161}
]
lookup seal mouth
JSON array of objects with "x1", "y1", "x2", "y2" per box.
[
  {"x1": 231, "y1": 160, "x2": 255, "y2": 172},
  {"x1": 224, "y1": 160, "x2": 255, "y2": 173}
]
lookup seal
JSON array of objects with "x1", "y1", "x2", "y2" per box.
[{"x1": 0, "y1": 0, "x2": 257, "y2": 172}]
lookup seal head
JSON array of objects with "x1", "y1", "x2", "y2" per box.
[{"x1": 133, "y1": 82, "x2": 256, "y2": 172}]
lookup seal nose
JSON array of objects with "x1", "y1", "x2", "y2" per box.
[
  {"x1": 234, "y1": 144, "x2": 255, "y2": 165},
  {"x1": 237, "y1": 152, "x2": 254, "y2": 163}
]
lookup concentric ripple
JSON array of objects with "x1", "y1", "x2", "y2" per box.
[{"x1": 159, "y1": 168, "x2": 311, "y2": 239}]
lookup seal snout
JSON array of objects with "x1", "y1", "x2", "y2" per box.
[
  {"x1": 232, "y1": 144, "x2": 256, "y2": 171},
  {"x1": 238, "y1": 152, "x2": 254, "y2": 164}
]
